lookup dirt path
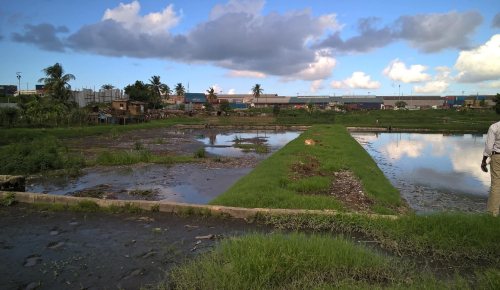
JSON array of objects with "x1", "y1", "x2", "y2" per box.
[{"x1": 0, "y1": 205, "x2": 269, "y2": 290}]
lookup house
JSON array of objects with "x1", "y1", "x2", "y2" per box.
[
  {"x1": 184, "y1": 93, "x2": 207, "y2": 110},
  {"x1": 382, "y1": 96, "x2": 444, "y2": 109},
  {"x1": 341, "y1": 96, "x2": 383, "y2": 110},
  {"x1": 109, "y1": 99, "x2": 146, "y2": 124}
]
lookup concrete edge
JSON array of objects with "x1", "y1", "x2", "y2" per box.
[{"x1": 0, "y1": 191, "x2": 398, "y2": 220}]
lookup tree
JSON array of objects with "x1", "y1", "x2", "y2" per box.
[
  {"x1": 175, "y1": 83, "x2": 185, "y2": 97},
  {"x1": 124, "y1": 81, "x2": 150, "y2": 103},
  {"x1": 252, "y1": 84, "x2": 263, "y2": 103},
  {"x1": 395, "y1": 101, "x2": 407, "y2": 109},
  {"x1": 101, "y1": 84, "x2": 114, "y2": 90},
  {"x1": 161, "y1": 84, "x2": 172, "y2": 101},
  {"x1": 149, "y1": 75, "x2": 163, "y2": 108},
  {"x1": 206, "y1": 87, "x2": 217, "y2": 104},
  {"x1": 495, "y1": 93, "x2": 500, "y2": 114},
  {"x1": 219, "y1": 101, "x2": 231, "y2": 113},
  {"x1": 38, "y1": 63, "x2": 75, "y2": 104}
]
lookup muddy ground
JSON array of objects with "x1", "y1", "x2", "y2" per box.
[{"x1": 0, "y1": 205, "x2": 269, "y2": 290}]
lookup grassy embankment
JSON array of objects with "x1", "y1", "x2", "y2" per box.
[
  {"x1": 274, "y1": 109, "x2": 498, "y2": 132},
  {"x1": 211, "y1": 125, "x2": 402, "y2": 214}
]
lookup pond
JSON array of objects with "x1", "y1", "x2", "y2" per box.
[
  {"x1": 351, "y1": 132, "x2": 489, "y2": 213},
  {"x1": 27, "y1": 129, "x2": 300, "y2": 204}
]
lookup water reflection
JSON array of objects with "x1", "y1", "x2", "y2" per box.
[
  {"x1": 352, "y1": 132, "x2": 489, "y2": 213},
  {"x1": 197, "y1": 131, "x2": 300, "y2": 157}
]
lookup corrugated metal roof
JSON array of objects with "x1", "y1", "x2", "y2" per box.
[{"x1": 289, "y1": 97, "x2": 330, "y2": 104}]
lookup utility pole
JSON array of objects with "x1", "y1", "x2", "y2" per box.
[{"x1": 16, "y1": 72, "x2": 21, "y2": 97}]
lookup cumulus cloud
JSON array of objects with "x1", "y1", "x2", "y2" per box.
[
  {"x1": 310, "y1": 80, "x2": 323, "y2": 93},
  {"x1": 331, "y1": 72, "x2": 381, "y2": 89},
  {"x1": 210, "y1": 0, "x2": 265, "y2": 20},
  {"x1": 102, "y1": 0, "x2": 180, "y2": 34},
  {"x1": 227, "y1": 88, "x2": 236, "y2": 94},
  {"x1": 317, "y1": 11, "x2": 482, "y2": 53},
  {"x1": 383, "y1": 59, "x2": 431, "y2": 83},
  {"x1": 492, "y1": 13, "x2": 500, "y2": 28},
  {"x1": 65, "y1": 0, "x2": 338, "y2": 80},
  {"x1": 11, "y1": 23, "x2": 69, "y2": 51},
  {"x1": 455, "y1": 34, "x2": 500, "y2": 82},
  {"x1": 413, "y1": 66, "x2": 451, "y2": 94},
  {"x1": 227, "y1": 70, "x2": 266, "y2": 78},
  {"x1": 383, "y1": 140, "x2": 425, "y2": 160}
]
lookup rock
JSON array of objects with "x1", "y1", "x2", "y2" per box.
[
  {"x1": 47, "y1": 241, "x2": 65, "y2": 250},
  {"x1": 49, "y1": 230, "x2": 59, "y2": 236},
  {"x1": 25, "y1": 282, "x2": 40, "y2": 290},
  {"x1": 195, "y1": 234, "x2": 215, "y2": 240},
  {"x1": 0, "y1": 175, "x2": 26, "y2": 192}
]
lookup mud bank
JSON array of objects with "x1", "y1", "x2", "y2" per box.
[{"x1": 0, "y1": 205, "x2": 269, "y2": 290}]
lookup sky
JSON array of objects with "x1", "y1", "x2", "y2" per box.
[{"x1": 0, "y1": 0, "x2": 499, "y2": 96}]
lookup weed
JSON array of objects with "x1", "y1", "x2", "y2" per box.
[
  {"x1": 129, "y1": 189, "x2": 155, "y2": 197},
  {"x1": 153, "y1": 138, "x2": 164, "y2": 144},
  {"x1": 1, "y1": 192, "x2": 16, "y2": 206},
  {"x1": 194, "y1": 148, "x2": 206, "y2": 158},
  {"x1": 133, "y1": 141, "x2": 144, "y2": 150},
  {"x1": 70, "y1": 200, "x2": 100, "y2": 212},
  {"x1": 151, "y1": 204, "x2": 160, "y2": 212}
]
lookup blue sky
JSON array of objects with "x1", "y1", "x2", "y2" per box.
[{"x1": 1, "y1": 0, "x2": 499, "y2": 96}]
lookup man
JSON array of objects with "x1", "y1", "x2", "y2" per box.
[{"x1": 481, "y1": 120, "x2": 500, "y2": 217}]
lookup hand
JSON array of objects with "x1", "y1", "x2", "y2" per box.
[{"x1": 481, "y1": 162, "x2": 488, "y2": 173}]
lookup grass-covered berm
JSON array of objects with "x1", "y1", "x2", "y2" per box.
[{"x1": 211, "y1": 125, "x2": 403, "y2": 214}]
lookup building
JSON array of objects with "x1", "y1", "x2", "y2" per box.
[
  {"x1": 0, "y1": 85, "x2": 17, "y2": 96},
  {"x1": 382, "y1": 96, "x2": 444, "y2": 109},
  {"x1": 184, "y1": 93, "x2": 207, "y2": 110},
  {"x1": 35, "y1": 85, "x2": 45, "y2": 95},
  {"x1": 341, "y1": 96, "x2": 384, "y2": 110},
  {"x1": 72, "y1": 88, "x2": 125, "y2": 107}
]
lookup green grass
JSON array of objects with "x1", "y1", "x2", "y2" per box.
[
  {"x1": 0, "y1": 117, "x2": 202, "y2": 146},
  {"x1": 167, "y1": 233, "x2": 490, "y2": 290},
  {"x1": 211, "y1": 125, "x2": 402, "y2": 213},
  {"x1": 0, "y1": 136, "x2": 85, "y2": 174},
  {"x1": 93, "y1": 149, "x2": 195, "y2": 166},
  {"x1": 260, "y1": 212, "x2": 500, "y2": 264}
]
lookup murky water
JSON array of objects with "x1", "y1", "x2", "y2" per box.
[
  {"x1": 196, "y1": 131, "x2": 300, "y2": 157},
  {"x1": 351, "y1": 132, "x2": 488, "y2": 213},
  {"x1": 27, "y1": 130, "x2": 300, "y2": 204}
]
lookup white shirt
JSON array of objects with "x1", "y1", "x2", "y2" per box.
[{"x1": 484, "y1": 121, "x2": 500, "y2": 157}]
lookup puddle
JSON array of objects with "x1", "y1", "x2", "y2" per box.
[
  {"x1": 351, "y1": 132, "x2": 488, "y2": 214},
  {"x1": 27, "y1": 129, "x2": 300, "y2": 204}
]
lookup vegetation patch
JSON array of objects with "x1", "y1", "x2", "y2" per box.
[
  {"x1": 211, "y1": 125, "x2": 403, "y2": 214},
  {"x1": 1, "y1": 192, "x2": 17, "y2": 207},
  {"x1": 129, "y1": 189, "x2": 157, "y2": 199},
  {"x1": 94, "y1": 149, "x2": 194, "y2": 166},
  {"x1": 258, "y1": 212, "x2": 500, "y2": 265},
  {"x1": 0, "y1": 136, "x2": 85, "y2": 175},
  {"x1": 167, "y1": 233, "x2": 489, "y2": 290}
]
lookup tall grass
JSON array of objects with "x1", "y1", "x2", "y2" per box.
[
  {"x1": 210, "y1": 125, "x2": 402, "y2": 213},
  {"x1": 0, "y1": 136, "x2": 84, "y2": 174},
  {"x1": 94, "y1": 150, "x2": 194, "y2": 166}
]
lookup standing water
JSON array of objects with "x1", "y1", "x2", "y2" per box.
[{"x1": 351, "y1": 132, "x2": 489, "y2": 213}]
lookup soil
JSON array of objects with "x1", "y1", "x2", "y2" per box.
[
  {"x1": 329, "y1": 171, "x2": 374, "y2": 213},
  {"x1": 0, "y1": 204, "x2": 269, "y2": 290}
]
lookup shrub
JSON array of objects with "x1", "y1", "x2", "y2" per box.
[{"x1": 194, "y1": 148, "x2": 206, "y2": 158}]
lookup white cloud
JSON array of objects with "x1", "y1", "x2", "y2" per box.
[
  {"x1": 227, "y1": 89, "x2": 236, "y2": 94},
  {"x1": 383, "y1": 140, "x2": 425, "y2": 160},
  {"x1": 208, "y1": 84, "x2": 223, "y2": 94},
  {"x1": 413, "y1": 81, "x2": 449, "y2": 94},
  {"x1": 210, "y1": 0, "x2": 265, "y2": 20},
  {"x1": 455, "y1": 34, "x2": 500, "y2": 82},
  {"x1": 383, "y1": 59, "x2": 431, "y2": 83},
  {"x1": 227, "y1": 70, "x2": 266, "y2": 78},
  {"x1": 318, "y1": 14, "x2": 343, "y2": 32},
  {"x1": 310, "y1": 80, "x2": 323, "y2": 93},
  {"x1": 480, "y1": 81, "x2": 500, "y2": 89},
  {"x1": 330, "y1": 72, "x2": 381, "y2": 89},
  {"x1": 102, "y1": 1, "x2": 180, "y2": 34},
  {"x1": 291, "y1": 50, "x2": 336, "y2": 81}
]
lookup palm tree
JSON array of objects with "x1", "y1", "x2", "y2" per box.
[
  {"x1": 175, "y1": 83, "x2": 185, "y2": 97},
  {"x1": 161, "y1": 84, "x2": 172, "y2": 100},
  {"x1": 206, "y1": 87, "x2": 217, "y2": 104},
  {"x1": 252, "y1": 83, "x2": 263, "y2": 105},
  {"x1": 149, "y1": 75, "x2": 163, "y2": 108},
  {"x1": 38, "y1": 63, "x2": 75, "y2": 104},
  {"x1": 101, "y1": 84, "x2": 114, "y2": 90}
]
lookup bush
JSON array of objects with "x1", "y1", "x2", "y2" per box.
[{"x1": 194, "y1": 148, "x2": 206, "y2": 158}]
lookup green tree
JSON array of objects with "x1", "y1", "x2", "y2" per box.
[
  {"x1": 495, "y1": 93, "x2": 500, "y2": 114},
  {"x1": 124, "y1": 81, "x2": 150, "y2": 103},
  {"x1": 38, "y1": 63, "x2": 75, "y2": 104},
  {"x1": 252, "y1": 84, "x2": 263, "y2": 103},
  {"x1": 149, "y1": 75, "x2": 163, "y2": 108},
  {"x1": 175, "y1": 83, "x2": 185, "y2": 97},
  {"x1": 206, "y1": 87, "x2": 218, "y2": 104},
  {"x1": 161, "y1": 84, "x2": 172, "y2": 101},
  {"x1": 101, "y1": 84, "x2": 114, "y2": 90},
  {"x1": 395, "y1": 101, "x2": 407, "y2": 109},
  {"x1": 219, "y1": 101, "x2": 231, "y2": 113}
]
